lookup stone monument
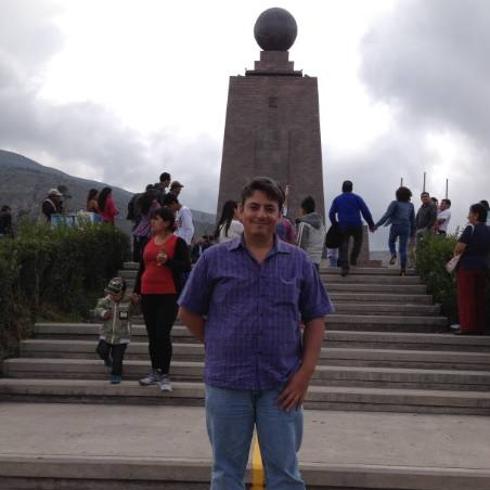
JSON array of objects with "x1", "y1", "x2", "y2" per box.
[{"x1": 217, "y1": 7, "x2": 325, "y2": 220}]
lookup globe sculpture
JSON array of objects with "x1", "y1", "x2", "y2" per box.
[{"x1": 254, "y1": 7, "x2": 297, "y2": 51}]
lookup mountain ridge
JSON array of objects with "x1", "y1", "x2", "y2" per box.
[{"x1": 0, "y1": 149, "x2": 215, "y2": 237}]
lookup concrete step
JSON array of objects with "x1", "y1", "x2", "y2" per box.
[
  {"x1": 325, "y1": 330, "x2": 490, "y2": 352},
  {"x1": 323, "y1": 314, "x2": 448, "y2": 332},
  {"x1": 330, "y1": 292, "x2": 433, "y2": 304},
  {"x1": 123, "y1": 278, "x2": 428, "y2": 295},
  {"x1": 4, "y1": 358, "x2": 490, "y2": 391},
  {"x1": 324, "y1": 282, "x2": 427, "y2": 294},
  {"x1": 34, "y1": 322, "x2": 461, "y2": 343},
  {"x1": 332, "y1": 303, "x2": 440, "y2": 316},
  {"x1": 320, "y1": 274, "x2": 423, "y2": 285},
  {"x1": 129, "y1": 314, "x2": 448, "y2": 331},
  {"x1": 120, "y1": 268, "x2": 423, "y2": 284},
  {"x1": 122, "y1": 261, "x2": 418, "y2": 275},
  {"x1": 20, "y1": 339, "x2": 490, "y2": 371},
  {"x1": 320, "y1": 266, "x2": 418, "y2": 275},
  {"x1": 1, "y1": 378, "x2": 490, "y2": 415}
]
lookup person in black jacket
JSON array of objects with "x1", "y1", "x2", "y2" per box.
[{"x1": 132, "y1": 206, "x2": 191, "y2": 392}]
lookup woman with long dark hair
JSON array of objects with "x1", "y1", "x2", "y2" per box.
[
  {"x1": 98, "y1": 187, "x2": 118, "y2": 224},
  {"x1": 133, "y1": 207, "x2": 191, "y2": 391},
  {"x1": 374, "y1": 186, "x2": 415, "y2": 275},
  {"x1": 132, "y1": 187, "x2": 160, "y2": 261},
  {"x1": 86, "y1": 189, "x2": 99, "y2": 212},
  {"x1": 214, "y1": 200, "x2": 243, "y2": 243},
  {"x1": 451, "y1": 203, "x2": 490, "y2": 335}
]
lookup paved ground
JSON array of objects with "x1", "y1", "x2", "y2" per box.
[{"x1": 1, "y1": 402, "x2": 489, "y2": 471}]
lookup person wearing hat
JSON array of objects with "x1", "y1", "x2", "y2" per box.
[
  {"x1": 94, "y1": 277, "x2": 137, "y2": 384},
  {"x1": 42, "y1": 188, "x2": 63, "y2": 222},
  {"x1": 169, "y1": 181, "x2": 184, "y2": 198}
]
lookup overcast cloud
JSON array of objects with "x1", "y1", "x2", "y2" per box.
[{"x1": 0, "y1": 0, "x2": 488, "y2": 249}]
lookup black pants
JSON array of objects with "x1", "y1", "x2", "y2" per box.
[
  {"x1": 141, "y1": 294, "x2": 178, "y2": 374},
  {"x1": 96, "y1": 340, "x2": 127, "y2": 376},
  {"x1": 339, "y1": 226, "x2": 363, "y2": 269}
]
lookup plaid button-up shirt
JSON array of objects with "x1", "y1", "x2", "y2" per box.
[{"x1": 178, "y1": 236, "x2": 334, "y2": 391}]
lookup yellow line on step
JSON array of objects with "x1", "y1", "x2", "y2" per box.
[{"x1": 251, "y1": 434, "x2": 264, "y2": 489}]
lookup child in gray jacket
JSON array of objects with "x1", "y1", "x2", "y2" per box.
[{"x1": 94, "y1": 277, "x2": 135, "y2": 384}]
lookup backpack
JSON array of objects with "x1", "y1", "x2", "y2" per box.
[{"x1": 126, "y1": 194, "x2": 141, "y2": 221}]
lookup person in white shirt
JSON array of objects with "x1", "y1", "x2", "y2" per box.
[
  {"x1": 215, "y1": 200, "x2": 244, "y2": 243},
  {"x1": 436, "y1": 198, "x2": 451, "y2": 235},
  {"x1": 162, "y1": 194, "x2": 194, "y2": 246}
]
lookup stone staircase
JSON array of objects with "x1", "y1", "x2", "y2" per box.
[
  {"x1": 2, "y1": 261, "x2": 490, "y2": 490},
  {"x1": 2, "y1": 263, "x2": 490, "y2": 415}
]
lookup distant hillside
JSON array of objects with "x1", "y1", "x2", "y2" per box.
[{"x1": 0, "y1": 149, "x2": 215, "y2": 238}]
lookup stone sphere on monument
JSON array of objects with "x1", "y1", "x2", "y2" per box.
[{"x1": 254, "y1": 7, "x2": 297, "y2": 51}]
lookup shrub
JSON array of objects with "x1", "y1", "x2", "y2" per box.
[
  {"x1": 415, "y1": 233, "x2": 457, "y2": 323},
  {"x1": 0, "y1": 221, "x2": 130, "y2": 359}
]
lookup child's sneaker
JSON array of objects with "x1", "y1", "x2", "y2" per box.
[
  {"x1": 110, "y1": 374, "x2": 122, "y2": 384},
  {"x1": 139, "y1": 369, "x2": 161, "y2": 386},
  {"x1": 159, "y1": 375, "x2": 172, "y2": 392}
]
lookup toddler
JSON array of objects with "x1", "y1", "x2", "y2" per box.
[{"x1": 94, "y1": 277, "x2": 134, "y2": 384}]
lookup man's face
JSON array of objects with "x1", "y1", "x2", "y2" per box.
[
  {"x1": 162, "y1": 178, "x2": 171, "y2": 188},
  {"x1": 239, "y1": 190, "x2": 281, "y2": 240},
  {"x1": 440, "y1": 201, "x2": 448, "y2": 211},
  {"x1": 421, "y1": 194, "x2": 430, "y2": 205}
]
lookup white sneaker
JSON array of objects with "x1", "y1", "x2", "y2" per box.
[
  {"x1": 139, "y1": 370, "x2": 161, "y2": 386},
  {"x1": 449, "y1": 324, "x2": 461, "y2": 330},
  {"x1": 159, "y1": 375, "x2": 172, "y2": 392}
]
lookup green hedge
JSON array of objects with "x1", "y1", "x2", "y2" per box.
[
  {"x1": 0, "y1": 221, "x2": 130, "y2": 359},
  {"x1": 415, "y1": 233, "x2": 457, "y2": 323}
]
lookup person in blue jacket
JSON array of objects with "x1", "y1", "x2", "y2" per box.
[{"x1": 329, "y1": 181, "x2": 375, "y2": 276}]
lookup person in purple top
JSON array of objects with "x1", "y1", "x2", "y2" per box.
[
  {"x1": 329, "y1": 180, "x2": 375, "y2": 276},
  {"x1": 178, "y1": 177, "x2": 333, "y2": 490}
]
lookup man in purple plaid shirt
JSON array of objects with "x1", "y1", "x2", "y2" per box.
[{"x1": 178, "y1": 177, "x2": 333, "y2": 489}]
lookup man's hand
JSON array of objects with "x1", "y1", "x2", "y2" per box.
[{"x1": 278, "y1": 368, "x2": 312, "y2": 411}]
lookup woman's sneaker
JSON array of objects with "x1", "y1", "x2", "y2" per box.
[
  {"x1": 139, "y1": 369, "x2": 161, "y2": 386},
  {"x1": 159, "y1": 375, "x2": 172, "y2": 392},
  {"x1": 110, "y1": 374, "x2": 122, "y2": 384}
]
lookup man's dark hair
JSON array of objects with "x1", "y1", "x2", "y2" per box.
[
  {"x1": 441, "y1": 198, "x2": 451, "y2": 208},
  {"x1": 241, "y1": 177, "x2": 284, "y2": 210},
  {"x1": 162, "y1": 193, "x2": 179, "y2": 207},
  {"x1": 480, "y1": 200, "x2": 489, "y2": 210},
  {"x1": 160, "y1": 172, "x2": 171, "y2": 183},
  {"x1": 420, "y1": 192, "x2": 430, "y2": 198},
  {"x1": 342, "y1": 180, "x2": 353, "y2": 193},
  {"x1": 301, "y1": 196, "x2": 316, "y2": 214},
  {"x1": 431, "y1": 197, "x2": 438, "y2": 204},
  {"x1": 470, "y1": 203, "x2": 488, "y2": 223},
  {"x1": 395, "y1": 186, "x2": 412, "y2": 202}
]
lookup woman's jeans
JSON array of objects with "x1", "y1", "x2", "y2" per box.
[
  {"x1": 389, "y1": 224, "x2": 410, "y2": 268},
  {"x1": 205, "y1": 385, "x2": 305, "y2": 490}
]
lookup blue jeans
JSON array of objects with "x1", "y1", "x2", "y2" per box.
[
  {"x1": 389, "y1": 223, "x2": 410, "y2": 268},
  {"x1": 205, "y1": 385, "x2": 305, "y2": 490}
]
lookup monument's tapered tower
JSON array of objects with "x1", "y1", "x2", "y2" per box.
[{"x1": 217, "y1": 8, "x2": 325, "y2": 220}]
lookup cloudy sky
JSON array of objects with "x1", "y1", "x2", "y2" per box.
[{"x1": 1, "y1": 0, "x2": 488, "y2": 248}]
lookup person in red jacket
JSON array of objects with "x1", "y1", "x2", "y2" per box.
[
  {"x1": 132, "y1": 206, "x2": 191, "y2": 392},
  {"x1": 98, "y1": 187, "x2": 119, "y2": 224}
]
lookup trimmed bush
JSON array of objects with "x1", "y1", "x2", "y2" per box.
[
  {"x1": 0, "y1": 221, "x2": 129, "y2": 359},
  {"x1": 415, "y1": 233, "x2": 457, "y2": 323}
]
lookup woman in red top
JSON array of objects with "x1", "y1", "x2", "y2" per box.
[
  {"x1": 133, "y1": 207, "x2": 191, "y2": 391},
  {"x1": 98, "y1": 187, "x2": 119, "y2": 224}
]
